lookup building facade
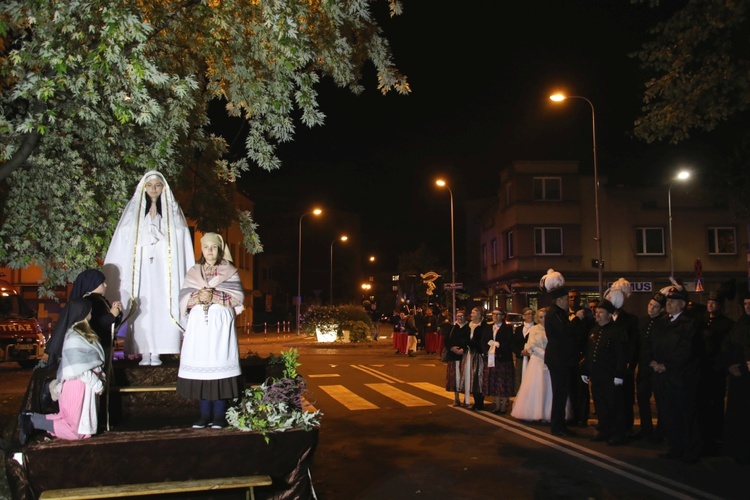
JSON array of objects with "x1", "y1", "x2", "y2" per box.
[{"x1": 475, "y1": 160, "x2": 749, "y2": 317}]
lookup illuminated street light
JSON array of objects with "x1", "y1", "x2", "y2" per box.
[
  {"x1": 369, "y1": 255, "x2": 376, "y2": 263},
  {"x1": 550, "y1": 93, "x2": 604, "y2": 299},
  {"x1": 330, "y1": 235, "x2": 348, "y2": 305},
  {"x1": 435, "y1": 178, "x2": 456, "y2": 320},
  {"x1": 668, "y1": 170, "x2": 691, "y2": 279},
  {"x1": 297, "y1": 208, "x2": 322, "y2": 335}
]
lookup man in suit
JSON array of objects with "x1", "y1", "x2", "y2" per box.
[
  {"x1": 649, "y1": 283, "x2": 704, "y2": 463},
  {"x1": 634, "y1": 291, "x2": 667, "y2": 441},
  {"x1": 541, "y1": 269, "x2": 580, "y2": 437}
]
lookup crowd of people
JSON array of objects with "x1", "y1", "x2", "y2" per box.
[
  {"x1": 17, "y1": 171, "x2": 245, "y2": 446},
  {"x1": 438, "y1": 267, "x2": 750, "y2": 465}
]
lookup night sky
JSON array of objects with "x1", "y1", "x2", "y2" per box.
[{"x1": 239, "y1": 0, "x2": 691, "y2": 272}]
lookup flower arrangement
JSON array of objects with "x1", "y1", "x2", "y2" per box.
[{"x1": 226, "y1": 349, "x2": 322, "y2": 442}]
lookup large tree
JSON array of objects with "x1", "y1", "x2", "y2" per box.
[
  {"x1": 633, "y1": 0, "x2": 750, "y2": 217},
  {"x1": 0, "y1": 0, "x2": 409, "y2": 294}
]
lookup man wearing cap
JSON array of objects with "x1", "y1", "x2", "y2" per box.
[
  {"x1": 581, "y1": 299, "x2": 627, "y2": 445},
  {"x1": 569, "y1": 288, "x2": 594, "y2": 428},
  {"x1": 541, "y1": 269, "x2": 581, "y2": 437},
  {"x1": 634, "y1": 292, "x2": 667, "y2": 441},
  {"x1": 648, "y1": 284, "x2": 703, "y2": 463},
  {"x1": 609, "y1": 278, "x2": 639, "y2": 438},
  {"x1": 721, "y1": 289, "x2": 750, "y2": 464},
  {"x1": 698, "y1": 286, "x2": 734, "y2": 454}
]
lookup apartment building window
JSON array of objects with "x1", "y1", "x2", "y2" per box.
[
  {"x1": 491, "y1": 238, "x2": 498, "y2": 265},
  {"x1": 505, "y1": 182, "x2": 512, "y2": 206},
  {"x1": 481, "y1": 243, "x2": 487, "y2": 269},
  {"x1": 533, "y1": 177, "x2": 562, "y2": 201},
  {"x1": 505, "y1": 230, "x2": 515, "y2": 259},
  {"x1": 635, "y1": 227, "x2": 665, "y2": 255},
  {"x1": 708, "y1": 227, "x2": 737, "y2": 254},
  {"x1": 534, "y1": 227, "x2": 563, "y2": 255}
]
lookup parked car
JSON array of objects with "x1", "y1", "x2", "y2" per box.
[
  {"x1": 0, "y1": 280, "x2": 46, "y2": 368},
  {"x1": 505, "y1": 312, "x2": 523, "y2": 330}
]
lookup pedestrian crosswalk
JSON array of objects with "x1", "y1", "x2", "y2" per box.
[{"x1": 306, "y1": 364, "x2": 455, "y2": 411}]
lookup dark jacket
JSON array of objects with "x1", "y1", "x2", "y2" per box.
[
  {"x1": 483, "y1": 321, "x2": 514, "y2": 363},
  {"x1": 444, "y1": 322, "x2": 470, "y2": 362},
  {"x1": 544, "y1": 303, "x2": 580, "y2": 368},
  {"x1": 582, "y1": 320, "x2": 627, "y2": 379},
  {"x1": 512, "y1": 323, "x2": 533, "y2": 357},
  {"x1": 614, "y1": 308, "x2": 639, "y2": 371},
  {"x1": 649, "y1": 312, "x2": 703, "y2": 388}
]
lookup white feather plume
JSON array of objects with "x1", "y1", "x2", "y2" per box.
[
  {"x1": 610, "y1": 277, "x2": 632, "y2": 299},
  {"x1": 540, "y1": 268, "x2": 565, "y2": 292},
  {"x1": 603, "y1": 287, "x2": 625, "y2": 310}
]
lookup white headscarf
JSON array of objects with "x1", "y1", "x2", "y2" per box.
[{"x1": 102, "y1": 170, "x2": 195, "y2": 326}]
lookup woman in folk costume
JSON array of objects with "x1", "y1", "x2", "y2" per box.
[
  {"x1": 103, "y1": 171, "x2": 195, "y2": 366},
  {"x1": 177, "y1": 233, "x2": 245, "y2": 429},
  {"x1": 46, "y1": 269, "x2": 122, "y2": 365},
  {"x1": 19, "y1": 299, "x2": 105, "y2": 444},
  {"x1": 463, "y1": 307, "x2": 489, "y2": 411}
]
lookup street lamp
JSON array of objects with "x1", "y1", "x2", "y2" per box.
[
  {"x1": 668, "y1": 170, "x2": 691, "y2": 279},
  {"x1": 550, "y1": 93, "x2": 604, "y2": 300},
  {"x1": 330, "y1": 235, "x2": 348, "y2": 305},
  {"x1": 435, "y1": 179, "x2": 456, "y2": 321},
  {"x1": 297, "y1": 208, "x2": 322, "y2": 335}
]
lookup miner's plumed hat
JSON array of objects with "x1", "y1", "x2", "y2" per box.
[
  {"x1": 540, "y1": 268, "x2": 567, "y2": 299},
  {"x1": 651, "y1": 292, "x2": 667, "y2": 307},
  {"x1": 598, "y1": 299, "x2": 617, "y2": 314},
  {"x1": 661, "y1": 277, "x2": 688, "y2": 302}
]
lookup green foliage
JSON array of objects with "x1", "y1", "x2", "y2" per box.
[
  {"x1": 632, "y1": 0, "x2": 750, "y2": 145},
  {"x1": 0, "y1": 0, "x2": 408, "y2": 293},
  {"x1": 348, "y1": 320, "x2": 371, "y2": 343},
  {"x1": 301, "y1": 304, "x2": 372, "y2": 337},
  {"x1": 227, "y1": 348, "x2": 321, "y2": 442},
  {"x1": 632, "y1": 0, "x2": 750, "y2": 218}
]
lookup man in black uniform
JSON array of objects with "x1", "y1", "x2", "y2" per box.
[
  {"x1": 721, "y1": 290, "x2": 750, "y2": 464},
  {"x1": 634, "y1": 291, "x2": 667, "y2": 441},
  {"x1": 698, "y1": 284, "x2": 734, "y2": 455},
  {"x1": 581, "y1": 297, "x2": 627, "y2": 445},
  {"x1": 609, "y1": 278, "x2": 639, "y2": 438},
  {"x1": 541, "y1": 269, "x2": 580, "y2": 437},
  {"x1": 648, "y1": 283, "x2": 704, "y2": 463}
]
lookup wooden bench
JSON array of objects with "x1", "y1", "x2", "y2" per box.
[{"x1": 38, "y1": 474, "x2": 272, "y2": 500}]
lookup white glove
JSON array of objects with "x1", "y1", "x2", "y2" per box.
[
  {"x1": 581, "y1": 375, "x2": 589, "y2": 384},
  {"x1": 614, "y1": 377, "x2": 623, "y2": 386}
]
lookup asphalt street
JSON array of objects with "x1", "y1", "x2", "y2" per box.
[{"x1": 1, "y1": 326, "x2": 746, "y2": 499}]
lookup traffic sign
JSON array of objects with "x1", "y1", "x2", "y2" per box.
[{"x1": 444, "y1": 283, "x2": 463, "y2": 290}]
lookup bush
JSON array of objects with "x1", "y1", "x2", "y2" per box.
[
  {"x1": 348, "y1": 321, "x2": 371, "y2": 343},
  {"x1": 301, "y1": 304, "x2": 373, "y2": 337}
]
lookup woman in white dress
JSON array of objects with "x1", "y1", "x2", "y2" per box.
[
  {"x1": 177, "y1": 233, "x2": 244, "y2": 429},
  {"x1": 103, "y1": 171, "x2": 195, "y2": 366},
  {"x1": 511, "y1": 308, "x2": 554, "y2": 422}
]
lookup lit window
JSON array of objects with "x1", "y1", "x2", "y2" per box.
[
  {"x1": 636, "y1": 227, "x2": 665, "y2": 255},
  {"x1": 534, "y1": 227, "x2": 563, "y2": 255},
  {"x1": 708, "y1": 227, "x2": 736, "y2": 255}
]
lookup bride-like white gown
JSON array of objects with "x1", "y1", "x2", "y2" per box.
[{"x1": 511, "y1": 323, "x2": 553, "y2": 421}]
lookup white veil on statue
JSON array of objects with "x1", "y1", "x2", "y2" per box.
[{"x1": 103, "y1": 170, "x2": 195, "y2": 361}]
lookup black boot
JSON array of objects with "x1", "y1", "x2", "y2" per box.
[{"x1": 17, "y1": 412, "x2": 33, "y2": 446}]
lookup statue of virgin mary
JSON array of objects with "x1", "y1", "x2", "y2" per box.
[{"x1": 103, "y1": 171, "x2": 195, "y2": 365}]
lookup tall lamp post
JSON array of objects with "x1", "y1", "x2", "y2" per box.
[
  {"x1": 435, "y1": 179, "x2": 456, "y2": 321},
  {"x1": 329, "y1": 235, "x2": 348, "y2": 305},
  {"x1": 550, "y1": 93, "x2": 603, "y2": 300},
  {"x1": 297, "y1": 208, "x2": 322, "y2": 335},
  {"x1": 668, "y1": 170, "x2": 691, "y2": 279}
]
